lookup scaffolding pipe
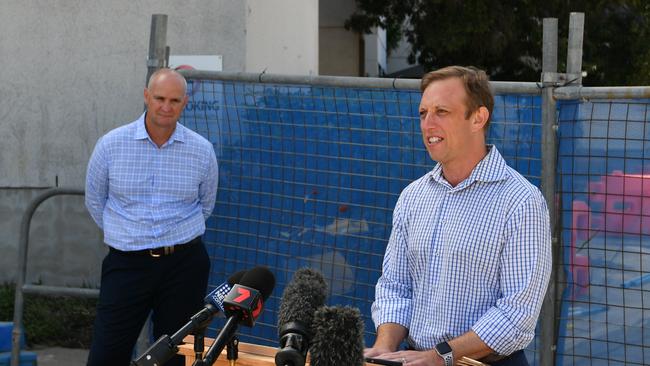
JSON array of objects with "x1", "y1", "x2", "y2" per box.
[{"x1": 178, "y1": 69, "x2": 542, "y2": 95}]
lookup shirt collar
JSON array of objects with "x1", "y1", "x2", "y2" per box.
[
  {"x1": 429, "y1": 145, "x2": 508, "y2": 189},
  {"x1": 134, "y1": 112, "x2": 186, "y2": 146}
]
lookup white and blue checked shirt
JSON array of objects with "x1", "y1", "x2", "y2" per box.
[
  {"x1": 372, "y1": 145, "x2": 551, "y2": 355},
  {"x1": 85, "y1": 113, "x2": 219, "y2": 250}
]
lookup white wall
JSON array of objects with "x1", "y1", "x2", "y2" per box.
[
  {"x1": 245, "y1": 0, "x2": 318, "y2": 75},
  {"x1": 364, "y1": 27, "x2": 387, "y2": 77},
  {"x1": 387, "y1": 34, "x2": 416, "y2": 75}
]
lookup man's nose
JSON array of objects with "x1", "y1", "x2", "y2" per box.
[{"x1": 421, "y1": 112, "x2": 435, "y2": 126}]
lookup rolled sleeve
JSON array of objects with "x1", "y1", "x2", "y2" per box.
[{"x1": 473, "y1": 192, "x2": 552, "y2": 354}]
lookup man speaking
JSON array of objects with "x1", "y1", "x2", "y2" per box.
[{"x1": 364, "y1": 66, "x2": 552, "y2": 366}]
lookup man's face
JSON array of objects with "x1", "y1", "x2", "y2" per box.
[
  {"x1": 418, "y1": 77, "x2": 480, "y2": 166},
  {"x1": 144, "y1": 74, "x2": 188, "y2": 130}
]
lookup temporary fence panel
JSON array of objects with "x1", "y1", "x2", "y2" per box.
[
  {"x1": 180, "y1": 76, "x2": 545, "y2": 363},
  {"x1": 556, "y1": 98, "x2": 650, "y2": 366}
]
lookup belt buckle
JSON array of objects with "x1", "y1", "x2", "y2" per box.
[{"x1": 149, "y1": 246, "x2": 174, "y2": 257}]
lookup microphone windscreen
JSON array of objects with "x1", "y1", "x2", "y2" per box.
[
  {"x1": 277, "y1": 268, "x2": 328, "y2": 332},
  {"x1": 238, "y1": 266, "x2": 276, "y2": 300},
  {"x1": 310, "y1": 306, "x2": 365, "y2": 366},
  {"x1": 227, "y1": 270, "x2": 247, "y2": 286}
]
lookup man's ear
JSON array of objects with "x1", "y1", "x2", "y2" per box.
[{"x1": 472, "y1": 106, "x2": 489, "y2": 132}]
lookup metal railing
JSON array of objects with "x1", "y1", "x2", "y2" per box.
[{"x1": 10, "y1": 188, "x2": 94, "y2": 366}]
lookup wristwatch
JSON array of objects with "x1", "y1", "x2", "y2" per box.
[{"x1": 435, "y1": 341, "x2": 454, "y2": 366}]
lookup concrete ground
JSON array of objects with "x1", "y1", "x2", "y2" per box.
[{"x1": 31, "y1": 346, "x2": 88, "y2": 366}]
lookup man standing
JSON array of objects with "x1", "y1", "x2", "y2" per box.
[
  {"x1": 365, "y1": 66, "x2": 551, "y2": 366},
  {"x1": 85, "y1": 68, "x2": 218, "y2": 366}
]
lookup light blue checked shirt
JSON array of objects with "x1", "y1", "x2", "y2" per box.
[
  {"x1": 85, "y1": 113, "x2": 218, "y2": 250},
  {"x1": 372, "y1": 145, "x2": 551, "y2": 355}
]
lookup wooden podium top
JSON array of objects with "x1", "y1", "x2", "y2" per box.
[
  {"x1": 179, "y1": 335, "x2": 279, "y2": 366},
  {"x1": 178, "y1": 336, "x2": 488, "y2": 366}
]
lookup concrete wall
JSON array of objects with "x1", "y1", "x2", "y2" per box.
[
  {"x1": 387, "y1": 37, "x2": 414, "y2": 75},
  {"x1": 319, "y1": 0, "x2": 361, "y2": 76},
  {"x1": 0, "y1": 1, "x2": 246, "y2": 286},
  {"x1": 245, "y1": 0, "x2": 318, "y2": 75},
  {"x1": 364, "y1": 28, "x2": 387, "y2": 76}
]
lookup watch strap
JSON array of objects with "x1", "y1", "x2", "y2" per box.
[{"x1": 435, "y1": 341, "x2": 454, "y2": 366}]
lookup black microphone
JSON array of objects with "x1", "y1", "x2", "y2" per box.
[
  {"x1": 309, "y1": 306, "x2": 365, "y2": 366},
  {"x1": 275, "y1": 268, "x2": 328, "y2": 366},
  {"x1": 199, "y1": 266, "x2": 276, "y2": 365},
  {"x1": 131, "y1": 270, "x2": 247, "y2": 366}
]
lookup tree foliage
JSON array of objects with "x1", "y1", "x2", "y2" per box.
[{"x1": 345, "y1": 0, "x2": 650, "y2": 85}]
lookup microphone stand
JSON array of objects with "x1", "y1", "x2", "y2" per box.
[
  {"x1": 192, "y1": 316, "x2": 240, "y2": 366},
  {"x1": 131, "y1": 306, "x2": 215, "y2": 366},
  {"x1": 194, "y1": 328, "x2": 206, "y2": 361},
  {"x1": 227, "y1": 336, "x2": 239, "y2": 366}
]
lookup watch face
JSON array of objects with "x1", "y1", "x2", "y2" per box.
[{"x1": 436, "y1": 341, "x2": 453, "y2": 354}]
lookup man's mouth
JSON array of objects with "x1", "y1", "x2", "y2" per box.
[{"x1": 428, "y1": 136, "x2": 443, "y2": 144}]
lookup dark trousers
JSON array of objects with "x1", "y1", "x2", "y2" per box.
[
  {"x1": 87, "y1": 237, "x2": 211, "y2": 366},
  {"x1": 489, "y1": 350, "x2": 528, "y2": 366}
]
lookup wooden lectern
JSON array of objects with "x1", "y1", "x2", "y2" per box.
[
  {"x1": 178, "y1": 335, "x2": 488, "y2": 366},
  {"x1": 179, "y1": 335, "x2": 279, "y2": 366}
]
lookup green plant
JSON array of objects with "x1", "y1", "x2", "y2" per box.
[{"x1": 0, "y1": 283, "x2": 96, "y2": 348}]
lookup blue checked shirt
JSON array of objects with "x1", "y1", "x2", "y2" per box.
[
  {"x1": 372, "y1": 146, "x2": 551, "y2": 355},
  {"x1": 85, "y1": 113, "x2": 219, "y2": 250}
]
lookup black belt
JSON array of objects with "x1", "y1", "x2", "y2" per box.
[{"x1": 109, "y1": 237, "x2": 201, "y2": 258}]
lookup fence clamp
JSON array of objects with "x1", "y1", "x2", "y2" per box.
[
  {"x1": 147, "y1": 58, "x2": 167, "y2": 68},
  {"x1": 541, "y1": 71, "x2": 584, "y2": 87}
]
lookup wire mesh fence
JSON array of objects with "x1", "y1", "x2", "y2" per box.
[
  {"x1": 180, "y1": 77, "x2": 546, "y2": 361},
  {"x1": 556, "y1": 99, "x2": 650, "y2": 365},
  {"x1": 180, "y1": 72, "x2": 650, "y2": 365}
]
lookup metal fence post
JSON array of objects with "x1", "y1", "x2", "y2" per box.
[
  {"x1": 145, "y1": 14, "x2": 168, "y2": 86},
  {"x1": 567, "y1": 12, "x2": 585, "y2": 85},
  {"x1": 540, "y1": 17, "x2": 559, "y2": 366}
]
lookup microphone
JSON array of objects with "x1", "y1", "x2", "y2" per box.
[
  {"x1": 204, "y1": 270, "x2": 248, "y2": 315},
  {"x1": 131, "y1": 270, "x2": 247, "y2": 366},
  {"x1": 309, "y1": 306, "x2": 365, "y2": 366},
  {"x1": 200, "y1": 266, "x2": 276, "y2": 365},
  {"x1": 275, "y1": 268, "x2": 328, "y2": 366}
]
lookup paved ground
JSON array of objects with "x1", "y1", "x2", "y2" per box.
[{"x1": 30, "y1": 346, "x2": 88, "y2": 366}]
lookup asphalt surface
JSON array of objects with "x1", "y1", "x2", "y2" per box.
[{"x1": 31, "y1": 346, "x2": 88, "y2": 366}]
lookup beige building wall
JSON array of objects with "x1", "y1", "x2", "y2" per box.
[
  {"x1": 245, "y1": 0, "x2": 319, "y2": 75},
  {"x1": 318, "y1": 0, "x2": 361, "y2": 76}
]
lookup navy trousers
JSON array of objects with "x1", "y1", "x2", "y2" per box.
[
  {"x1": 87, "y1": 237, "x2": 210, "y2": 366},
  {"x1": 489, "y1": 350, "x2": 529, "y2": 366}
]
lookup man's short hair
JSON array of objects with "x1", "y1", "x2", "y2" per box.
[{"x1": 420, "y1": 66, "x2": 494, "y2": 127}]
